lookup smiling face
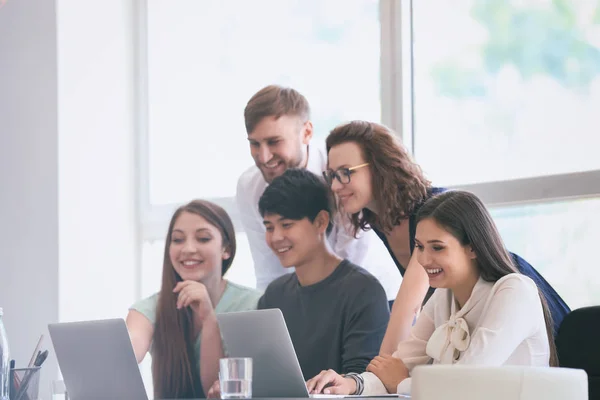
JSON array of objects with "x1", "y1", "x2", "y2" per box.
[
  {"x1": 247, "y1": 115, "x2": 312, "y2": 183},
  {"x1": 263, "y1": 212, "x2": 327, "y2": 268},
  {"x1": 327, "y1": 141, "x2": 374, "y2": 214},
  {"x1": 168, "y1": 211, "x2": 230, "y2": 282},
  {"x1": 414, "y1": 218, "x2": 479, "y2": 291}
]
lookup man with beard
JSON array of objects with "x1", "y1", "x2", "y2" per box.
[{"x1": 236, "y1": 85, "x2": 400, "y2": 304}]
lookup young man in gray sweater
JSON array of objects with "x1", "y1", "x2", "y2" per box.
[{"x1": 257, "y1": 168, "x2": 390, "y2": 380}]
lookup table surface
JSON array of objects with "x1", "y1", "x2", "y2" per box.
[{"x1": 158, "y1": 397, "x2": 410, "y2": 400}]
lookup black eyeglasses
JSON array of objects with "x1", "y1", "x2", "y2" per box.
[{"x1": 323, "y1": 163, "x2": 370, "y2": 185}]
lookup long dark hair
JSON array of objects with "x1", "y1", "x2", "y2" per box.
[
  {"x1": 416, "y1": 190, "x2": 558, "y2": 367},
  {"x1": 152, "y1": 200, "x2": 237, "y2": 399},
  {"x1": 326, "y1": 120, "x2": 431, "y2": 234}
]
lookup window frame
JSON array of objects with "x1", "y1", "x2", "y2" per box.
[{"x1": 393, "y1": 0, "x2": 600, "y2": 205}]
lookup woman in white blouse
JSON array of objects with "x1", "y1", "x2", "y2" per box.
[{"x1": 306, "y1": 190, "x2": 558, "y2": 396}]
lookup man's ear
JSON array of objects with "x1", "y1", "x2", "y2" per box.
[
  {"x1": 302, "y1": 121, "x2": 313, "y2": 145},
  {"x1": 315, "y1": 210, "x2": 330, "y2": 234}
]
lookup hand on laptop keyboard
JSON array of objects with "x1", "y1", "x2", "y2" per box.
[{"x1": 306, "y1": 369, "x2": 356, "y2": 395}]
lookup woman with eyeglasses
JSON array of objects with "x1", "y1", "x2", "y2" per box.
[{"x1": 322, "y1": 120, "x2": 569, "y2": 355}]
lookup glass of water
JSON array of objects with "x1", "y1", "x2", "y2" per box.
[
  {"x1": 51, "y1": 380, "x2": 68, "y2": 400},
  {"x1": 219, "y1": 357, "x2": 252, "y2": 399}
]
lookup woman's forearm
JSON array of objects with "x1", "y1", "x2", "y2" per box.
[
  {"x1": 125, "y1": 310, "x2": 154, "y2": 364},
  {"x1": 380, "y1": 300, "x2": 417, "y2": 354},
  {"x1": 380, "y1": 256, "x2": 431, "y2": 354},
  {"x1": 200, "y1": 313, "x2": 224, "y2": 395}
]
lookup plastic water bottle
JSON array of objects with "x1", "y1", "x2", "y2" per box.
[{"x1": 0, "y1": 308, "x2": 9, "y2": 400}]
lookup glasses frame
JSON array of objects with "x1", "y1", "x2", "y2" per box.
[{"x1": 323, "y1": 163, "x2": 370, "y2": 185}]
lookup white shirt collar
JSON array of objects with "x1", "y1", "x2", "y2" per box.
[{"x1": 305, "y1": 141, "x2": 328, "y2": 177}]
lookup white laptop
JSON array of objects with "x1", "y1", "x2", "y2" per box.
[
  {"x1": 216, "y1": 309, "x2": 406, "y2": 399},
  {"x1": 48, "y1": 318, "x2": 148, "y2": 400}
]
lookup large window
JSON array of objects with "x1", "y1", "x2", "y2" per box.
[
  {"x1": 140, "y1": 0, "x2": 384, "y2": 295},
  {"x1": 411, "y1": 0, "x2": 600, "y2": 308},
  {"x1": 491, "y1": 198, "x2": 600, "y2": 310},
  {"x1": 145, "y1": 0, "x2": 381, "y2": 204},
  {"x1": 412, "y1": 0, "x2": 600, "y2": 185},
  {"x1": 139, "y1": 0, "x2": 600, "y2": 315}
]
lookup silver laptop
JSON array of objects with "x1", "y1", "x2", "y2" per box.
[
  {"x1": 217, "y1": 309, "x2": 311, "y2": 398},
  {"x1": 217, "y1": 309, "x2": 406, "y2": 399},
  {"x1": 48, "y1": 318, "x2": 148, "y2": 400}
]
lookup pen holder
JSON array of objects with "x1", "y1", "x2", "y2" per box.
[{"x1": 10, "y1": 367, "x2": 41, "y2": 400}]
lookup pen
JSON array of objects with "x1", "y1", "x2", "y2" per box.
[
  {"x1": 9, "y1": 360, "x2": 16, "y2": 397},
  {"x1": 33, "y1": 351, "x2": 41, "y2": 366},
  {"x1": 34, "y1": 350, "x2": 48, "y2": 367},
  {"x1": 27, "y1": 335, "x2": 44, "y2": 368}
]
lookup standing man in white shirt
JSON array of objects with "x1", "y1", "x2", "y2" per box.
[{"x1": 236, "y1": 84, "x2": 401, "y2": 302}]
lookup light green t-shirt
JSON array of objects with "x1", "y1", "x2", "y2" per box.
[{"x1": 130, "y1": 280, "x2": 262, "y2": 370}]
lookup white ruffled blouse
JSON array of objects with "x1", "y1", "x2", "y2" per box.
[{"x1": 362, "y1": 273, "x2": 551, "y2": 395}]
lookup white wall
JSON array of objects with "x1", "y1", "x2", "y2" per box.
[
  {"x1": 56, "y1": 0, "x2": 137, "y2": 323},
  {"x1": 1, "y1": 0, "x2": 138, "y2": 397},
  {"x1": 0, "y1": 0, "x2": 60, "y2": 396}
]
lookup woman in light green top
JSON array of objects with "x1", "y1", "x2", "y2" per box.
[{"x1": 126, "y1": 199, "x2": 261, "y2": 399}]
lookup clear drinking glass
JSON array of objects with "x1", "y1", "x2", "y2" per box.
[
  {"x1": 219, "y1": 358, "x2": 252, "y2": 399},
  {"x1": 51, "y1": 380, "x2": 68, "y2": 400}
]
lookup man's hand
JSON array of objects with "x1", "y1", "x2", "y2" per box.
[
  {"x1": 306, "y1": 369, "x2": 356, "y2": 395},
  {"x1": 366, "y1": 354, "x2": 409, "y2": 393}
]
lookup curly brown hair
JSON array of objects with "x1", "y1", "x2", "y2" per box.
[{"x1": 326, "y1": 120, "x2": 431, "y2": 234}]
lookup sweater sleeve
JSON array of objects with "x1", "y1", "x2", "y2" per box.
[
  {"x1": 341, "y1": 279, "x2": 390, "y2": 374},
  {"x1": 392, "y1": 289, "x2": 438, "y2": 371}
]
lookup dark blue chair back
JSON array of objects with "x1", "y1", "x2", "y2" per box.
[{"x1": 556, "y1": 306, "x2": 600, "y2": 400}]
